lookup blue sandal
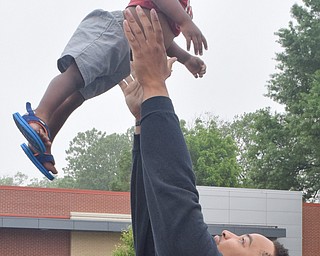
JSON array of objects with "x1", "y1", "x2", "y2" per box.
[
  {"x1": 13, "y1": 102, "x2": 51, "y2": 154},
  {"x1": 21, "y1": 143, "x2": 55, "y2": 180}
]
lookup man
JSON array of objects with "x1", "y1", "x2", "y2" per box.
[{"x1": 120, "y1": 6, "x2": 289, "y2": 256}]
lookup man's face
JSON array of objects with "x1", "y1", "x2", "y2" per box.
[{"x1": 214, "y1": 230, "x2": 274, "y2": 256}]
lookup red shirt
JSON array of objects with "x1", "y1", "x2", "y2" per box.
[{"x1": 127, "y1": 0, "x2": 192, "y2": 36}]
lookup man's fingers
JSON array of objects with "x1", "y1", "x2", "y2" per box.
[
  {"x1": 150, "y1": 9, "x2": 164, "y2": 46},
  {"x1": 119, "y1": 77, "x2": 140, "y2": 96},
  {"x1": 124, "y1": 9, "x2": 144, "y2": 54},
  {"x1": 124, "y1": 6, "x2": 160, "y2": 61},
  {"x1": 118, "y1": 80, "x2": 127, "y2": 92},
  {"x1": 130, "y1": 62, "x2": 136, "y2": 78},
  {"x1": 135, "y1": 6, "x2": 153, "y2": 40},
  {"x1": 125, "y1": 6, "x2": 152, "y2": 48},
  {"x1": 125, "y1": 75, "x2": 134, "y2": 84},
  {"x1": 167, "y1": 57, "x2": 177, "y2": 71},
  {"x1": 123, "y1": 19, "x2": 137, "y2": 47}
]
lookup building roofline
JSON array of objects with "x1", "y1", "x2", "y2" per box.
[
  {"x1": 207, "y1": 224, "x2": 286, "y2": 238},
  {"x1": 0, "y1": 216, "x2": 131, "y2": 232},
  {"x1": 303, "y1": 202, "x2": 320, "y2": 207},
  {"x1": 0, "y1": 185, "x2": 130, "y2": 196},
  {"x1": 0, "y1": 216, "x2": 286, "y2": 238}
]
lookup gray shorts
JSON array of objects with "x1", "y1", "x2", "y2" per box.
[{"x1": 58, "y1": 10, "x2": 130, "y2": 100}]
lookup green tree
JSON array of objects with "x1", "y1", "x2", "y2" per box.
[
  {"x1": 63, "y1": 128, "x2": 132, "y2": 191},
  {"x1": 265, "y1": 0, "x2": 320, "y2": 199},
  {"x1": 182, "y1": 116, "x2": 241, "y2": 187},
  {"x1": 112, "y1": 227, "x2": 135, "y2": 256},
  {"x1": 267, "y1": 0, "x2": 320, "y2": 111},
  {"x1": 0, "y1": 172, "x2": 28, "y2": 186},
  {"x1": 110, "y1": 148, "x2": 132, "y2": 191},
  {"x1": 28, "y1": 175, "x2": 77, "y2": 189},
  {"x1": 109, "y1": 127, "x2": 134, "y2": 192},
  {"x1": 230, "y1": 109, "x2": 305, "y2": 190}
]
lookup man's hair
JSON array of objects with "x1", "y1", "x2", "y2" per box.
[
  {"x1": 260, "y1": 241, "x2": 289, "y2": 256},
  {"x1": 273, "y1": 240, "x2": 289, "y2": 256}
]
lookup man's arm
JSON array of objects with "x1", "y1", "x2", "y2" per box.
[
  {"x1": 123, "y1": 6, "x2": 220, "y2": 255},
  {"x1": 123, "y1": 7, "x2": 170, "y2": 101}
]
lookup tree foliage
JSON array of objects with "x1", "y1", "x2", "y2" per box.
[
  {"x1": 267, "y1": 0, "x2": 320, "y2": 111},
  {"x1": 62, "y1": 128, "x2": 132, "y2": 191},
  {"x1": 230, "y1": 109, "x2": 305, "y2": 191},
  {"x1": 112, "y1": 226, "x2": 135, "y2": 256},
  {"x1": 182, "y1": 116, "x2": 241, "y2": 187},
  {"x1": 0, "y1": 172, "x2": 28, "y2": 186},
  {"x1": 27, "y1": 175, "x2": 77, "y2": 189},
  {"x1": 264, "y1": 0, "x2": 320, "y2": 200},
  {"x1": 226, "y1": 0, "x2": 320, "y2": 200}
]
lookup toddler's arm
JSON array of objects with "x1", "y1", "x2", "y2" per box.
[
  {"x1": 151, "y1": 0, "x2": 208, "y2": 55},
  {"x1": 167, "y1": 41, "x2": 206, "y2": 78}
]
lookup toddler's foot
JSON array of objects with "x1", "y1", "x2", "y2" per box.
[
  {"x1": 13, "y1": 102, "x2": 50, "y2": 153},
  {"x1": 13, "y1": 102, "x2": 57, "y2": 178},
  {"x1": 29, "y1": 122, "x2": 57, "y2": 175}
]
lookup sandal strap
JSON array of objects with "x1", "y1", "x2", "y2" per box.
[
  {"x1": 23, "y1": 102, "x2": 51, "y2": 140},
  {"x1": 26, "y1": 102, "x2": 34, "y2": 116},
  {"x1": 35, "y1": 153, "x2": 55, "y2": 165}
]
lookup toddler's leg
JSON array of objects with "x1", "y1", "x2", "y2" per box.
[
  {"x1": 47, "y1": 90, "x2": 85, "y2": 142},
  {"x1": 15, "y1": 62, "x2": 84, "y2": 175},
  {"x1": 34, "y1": 62, "x2": 84, "y2": 172},
  {"x1": 35, "y1": 61, "x2": 84, "y2": 124},
  {"x1": 33, "y1": 90, "x2": 85, "y2": 175},
  {"x1": 28, "y1": 61, "x2": 84, "y2": 147}
]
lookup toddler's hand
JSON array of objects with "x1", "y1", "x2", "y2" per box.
[
  {"x1": 184, "y1": 56, "x2": 207, "y2": 78},
  {"x1": 180, "y1": 20, "x2": 208, "y2": 56}
]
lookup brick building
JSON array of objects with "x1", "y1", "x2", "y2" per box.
[
  {"x1": 0, "y1": 185, "x2": 317, "y2": 256},
  {"x1": 0, "y1": 186, "x2": 131, "y2": 256},
  {"x1": 302, "y1": 202, "x2": 320, "y2": 256}
]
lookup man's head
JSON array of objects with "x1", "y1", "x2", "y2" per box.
[{"x1": 214, "y1": 230, "x2": 289, "y2": 256}]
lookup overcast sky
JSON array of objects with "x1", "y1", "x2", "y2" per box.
[{"x1": 1, "y1": 0, "x2": 302, "y2": 180}]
